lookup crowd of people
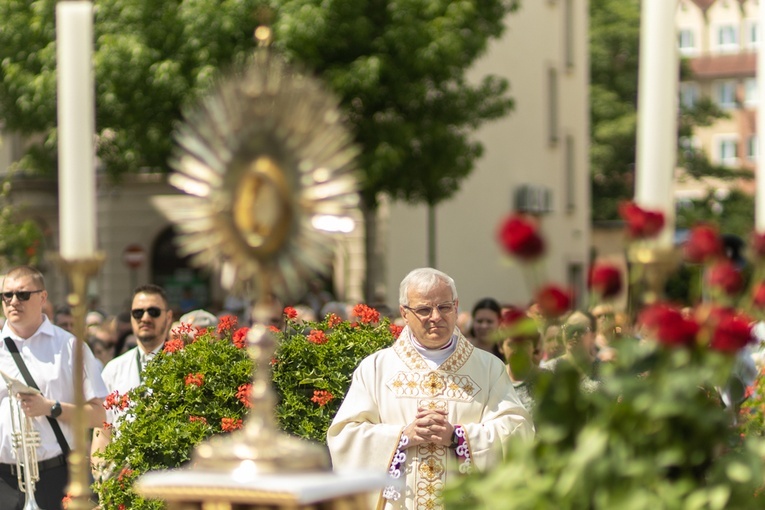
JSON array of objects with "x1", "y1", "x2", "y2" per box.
[{"x1": 2, "y1": 262, "x2": 761, "y2": 509}]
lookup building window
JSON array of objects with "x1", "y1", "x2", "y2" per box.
[
  {"x1": 678, "y1": 29, "x2": 697, "y2": 55},
  {"x1": 745, "y1": 19, "x2": 760, "y2": 49},
  {"x1": 715, "y1": 135, "x2": 739, "y2": 167},
  {"x1": 564, "y1": 0, "x2": 574, "y2": 68},
  {"x1": 679, "y1": 82, "x2": 700, "y2": 108},
  {"x1": 714, "y1": 80, "x2": 737, "y2": 109},
  {"x1": 745, "y1": 78, "x2": 758, "y2": 106},
  {"x1": 748, "y1": 135, "x2": 758, "y2": 161},
  {"x1": 716, "y1": 24, "x2": 739, "y2": 52},
  {"x1": 565, "y1": 135, "x2": 575, "y2": 213},
  {"x1": 548, "y1": 67, "x2": 559, "y2": 145}
]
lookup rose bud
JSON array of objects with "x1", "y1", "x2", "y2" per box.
[
  {"x1": 706, "y1": 259, "x2": 743, "y2": 296},
  {"x1": 589, "y1": 263, "x2": 622, "y2": 299},
  {"x1": 638, "y1": 303, "x2": 698, "y2": 348},
  {"x1": 709, "y1": 311, "x2": 755, "y2": 353},
  {"x1": 535, "y1": 285, "x2": 571, "y2": 319},
  {"x1": 618, "y1": 201, "x2": 665, "y2": 239},
  {"x1": 752, "y1": 281, "x2": 765, "y2": 309},
  {"x1": 684, "y1": 224, "x2": 723, "y2": 264},
  {"x1": 497, "y1": 214, "x2": 545, "y2": 261}
]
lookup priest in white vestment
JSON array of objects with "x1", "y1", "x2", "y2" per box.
[{"x1": 327, "y1": 268, "x2": 534, "y2": 510}]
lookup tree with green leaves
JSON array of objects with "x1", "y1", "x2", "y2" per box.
[
  {"x1": 0, "y1": 0, "x2": 519, "y2": 299},
  {"x1": 590, "y1": 0, "x2": 751, "y2": 233}
]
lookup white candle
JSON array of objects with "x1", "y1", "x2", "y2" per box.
[
  {"x1": 56, "y1": 1, "x2": 96, "y2": 259},
  {"x1": 635, "y1": 0, "x2": 679, "y2": 247},
  {"x1": 757, "y1": 3, "x2": 765, "y2": 231}
]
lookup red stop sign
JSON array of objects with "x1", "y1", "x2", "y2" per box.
[{"x1": 122, "y1": 243, "x2": 146, "y2": 269}]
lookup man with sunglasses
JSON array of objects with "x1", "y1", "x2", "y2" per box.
[
  {"x1": 0, "y1": 265, "x2": 107, "y2": 510},
  {"x1": 91, "y1": 284, "x2": 173, "y2": 475},
  {"x1": 328, "y1": 267, "x2": 533, "y2": 510}
]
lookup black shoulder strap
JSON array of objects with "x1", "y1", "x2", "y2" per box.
[{"x1": 4, "y1": 337, "x2": 70, "y2": 456}]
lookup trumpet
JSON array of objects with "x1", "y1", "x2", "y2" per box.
[{"x1": 7, "y1": 385, "x2": 42, "y2": 510}]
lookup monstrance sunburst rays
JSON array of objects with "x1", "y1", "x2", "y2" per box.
[{"x1": 167, "y1": 46, "x2": 359, "y2": 302}]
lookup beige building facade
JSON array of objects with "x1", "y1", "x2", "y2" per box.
[
  {"x1": 1, "y1": 1, "x2": 591, "y2": 316},
  {"x1": 384, "y1": 0, "x2": 592, "y2": 311}
]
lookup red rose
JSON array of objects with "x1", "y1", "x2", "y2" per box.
[
  {"x1": 588, "y1": 264, "x2": 623, "y2": 299},
  {"x1": 535, "y1": 285, "x2": 571, "y2": 319},
  {"x1": 710, "y1": 312, "x2": 754, "y2": 353},
  {"x1": 500, "y1": 306, "x2": 527, "y2": 326},
  {"x1": 497, "y1": 214, "x2": 545, "y2": 261},
  {"x1": 684, "y1": 224, "x2": 723, "y2": 263},
  {"x1": 638, "y1": 303, "x2": 698, "y2": 347},
  {"x1": 752, "y1": 282, "x2": 765, "y2": 309},
  {"x1": 752, "y1": 232, "x2": 765, "y2": 259},
  {"x1": 706, "y1": 259, "x2": 743, "y2": 296},
  {"x1": 618, "y1": 201, "x2": 665, "y2": 239}
]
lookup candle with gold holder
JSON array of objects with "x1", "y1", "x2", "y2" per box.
[
  {"x1": 627, "y1": 245, "x2": 680, "y2": 319},
  {"x1": 51, "y1": 254, "x2": 105, "y2": 510}
]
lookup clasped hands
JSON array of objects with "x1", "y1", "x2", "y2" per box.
[{"x1": 402, "y1": 407, "x2": 454, "y2": 448}]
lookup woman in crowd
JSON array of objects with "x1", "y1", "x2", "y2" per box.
[{"x1": 469, "y1": 297, "x2": 503, "y2": 358}]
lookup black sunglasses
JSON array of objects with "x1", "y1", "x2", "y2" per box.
[
  {"x1": 131, "y1": 307, "x2": 164, "y2": 320},
  {"x1": 2, "y1": 290, "x2": 43, "y2": 303}
]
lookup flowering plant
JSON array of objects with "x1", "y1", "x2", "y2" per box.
[
  {"x1": 93, "y1": 306, "x2": 398, "y2": 509},
  {"x1": 272, "y1": 304, "x2": 399, "y2": 442},
  {"x1": 444, "y1": 206, "x2": 765, "y2": 509}
]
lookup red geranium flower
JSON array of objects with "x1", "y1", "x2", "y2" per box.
[
  {"x1": 307, "y1": 329, "x2": 328, "y2": 345},
  {"x1": 163, "y1": 338, "x2": 185, "y2": 353},
  {"x1": 535, "y1": 285, "x2": 571, "y2": 319},
  {"x1": 189, "y1": 415, "x2": 208, "y2": 424},
  {"x1": 184, "y1": 372, "x2": 204, "y2": 387},
  {"x1": 389, "y1": 323, "x2": 403, "y2": 339},
  {"x1": 232, "y1": 327, "x2": 249, "y2": 348},
  {"x1": 311, "y1": 390, "x2": 335, "y2": 406},
  {"x1": 706, "y1": 259, "x2": 743, "y2": 296},
  {"x1": 221, "y1": 417, "x2": 243, "y2": 432},
  {"x1": 497, "y1": 214, "x2": 545, "y2": 261},
  {"x1": 352, "y1": 304, "x2": 380, "y2": 324},
  {"x1": 618, "y1": 201, "x2": 665, "y2": 239},
  {"x1": 236, "y1": 383, "x2": 252, "y2": 408},
  {"x1": 588, "y1": 263, "x2": 623, "y2": 299},
  {"x1": 283, "y1": 306, "x2": 298, "y2": 319},
  {"x1": 684, "y1": 224, "x2": 723, "y2": 263},
  {"x1": 327, "y1": 313, "x2": 342, "y2": 328},
  {"x1": 217, "y1": 314, "x2": 238, "y2": 335},
  {"x1": 268, "y1": 325, "x2": 281, "y2": 333},
  {"x1": 709, "y1": 311, "x2": 754, "y2": 353}
]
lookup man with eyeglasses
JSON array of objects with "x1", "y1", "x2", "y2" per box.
[
  {"x1": 328, "y1": 267, "x2": 533, "y2": 510},
  {"x1": 0, "y1": 265, "x2": 107, "y2": 509},
  {"x1": 91, "y1": 284, "x2": 173, "y2": 475}
]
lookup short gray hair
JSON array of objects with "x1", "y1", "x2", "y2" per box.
[{"x1": 398, "y1": 268, "x2": 458, "y2": 306}]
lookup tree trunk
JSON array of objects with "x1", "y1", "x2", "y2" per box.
[{"x1": 362, "y1": 201, "x2": 380, "y2": 304}]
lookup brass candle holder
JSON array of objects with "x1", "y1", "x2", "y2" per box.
[
  {"x1": 52, "y1": 253, "x2": 105, "y2": 510},
  {"x1": 627, "y1": 244, "x2": 680, "y2": 316}
]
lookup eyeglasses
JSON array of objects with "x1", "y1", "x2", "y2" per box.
[
  {"x1": 131, "y1": 307, "x2": 164, "y2": 320},
  {"x1": 1, "y1": 290, "x2": 43, "y2": 303},
  {"x1": 403, "y1": 301, "x2": 456, "y2": 319}
]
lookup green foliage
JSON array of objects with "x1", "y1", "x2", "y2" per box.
[
  {"x1": 273, "y1": 304, "x2": 397, "y2": 441},
  {"x1": 0, "y1": 176, "x2": 45, "y2": 269},
  {"x1": 0, "y1": 0, "x2": 518, "y2": 209},
  {"x1": 93, "y1": 322, "x2": 252, "y2": 510},
  {"x1": 589, "y1": 0, "x2": 747, "y2": 222},
  {"x1": 92, "y1": 307, "x2": 396, "y2": 509},
  {"x1": 444, "y1": 341, "x2": 765, "y2": 509}
]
